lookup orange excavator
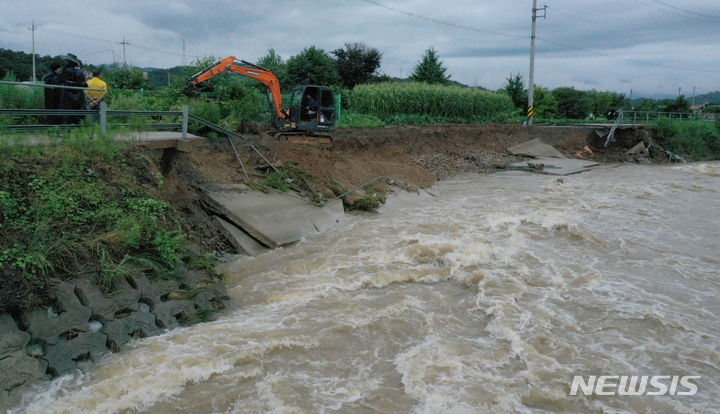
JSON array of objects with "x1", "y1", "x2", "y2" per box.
[{"x1": 187, "y1": 56, "x2": 336, "y2": 145}]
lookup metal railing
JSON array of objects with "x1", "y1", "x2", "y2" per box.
[
  {"x1": 623, "y1": 110, "x2": 719, "y2": 124},
  {"x1": 604, "y1": 109, "x2": 624, "y2": 147},
  {"x1": 0, "y1": 102, "x2": 190, "y2": 137}
]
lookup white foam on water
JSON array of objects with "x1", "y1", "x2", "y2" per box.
[{"x1": 12, "y1": 164, "x2": 720, "y2": 413}]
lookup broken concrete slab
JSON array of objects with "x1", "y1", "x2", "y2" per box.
[
  {"x1": 215, "y1": 216, "x2": 269, "y2": 256},
  {"x1": 201, "y1": 185, "x2": 345, "y2": 248},
  {"x1": 508, "y1": 157, "x2": 600, "y2": 176},
  {"x1": 508, "y1": 138, "x2": 567, "y2": 159},
  {"x1": 626, "y1": 141, "x2": 649, "y2": 156}
]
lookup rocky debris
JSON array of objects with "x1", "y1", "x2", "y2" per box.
[
  {"x1": 410, "y1": 152, "x2": 507, "y2": 179},
  {"x1": 626, "y1": 141, "x2": 649, "y2": 156}
]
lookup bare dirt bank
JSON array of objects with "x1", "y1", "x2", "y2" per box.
[{"x1": 184, "y1": 123, "x2": 653, "y2": 201}]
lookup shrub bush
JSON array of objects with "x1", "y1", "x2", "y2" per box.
[{"x1": 653, "y1": 118, "x2": 720, "y2": 160}]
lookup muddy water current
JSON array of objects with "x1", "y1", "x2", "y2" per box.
[{"x1": 13, "y1": 163, "x2": 720, "y2": 413}]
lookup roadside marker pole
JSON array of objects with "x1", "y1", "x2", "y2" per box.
[
  {"x1": 182, "y1": 105, "x2": 189, "y2": 138},
  {"x1": 528, "y1": 1, "x2": 546, "y2": 125},
  {"x1": 99, "y1": 101, "x2": 107, "y2": 134}
]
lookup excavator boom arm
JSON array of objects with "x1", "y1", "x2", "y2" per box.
[{"x1": 189, "y1": 56, "x2": 287, "y2": 120}]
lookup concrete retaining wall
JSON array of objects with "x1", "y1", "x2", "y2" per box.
[{"x1": 0, "y1": 270, "x2": 228, "y2": 410}]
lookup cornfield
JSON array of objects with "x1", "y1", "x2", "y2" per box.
[{"x1": 349, "y1": 82, "x2": 514, "y2": 120}]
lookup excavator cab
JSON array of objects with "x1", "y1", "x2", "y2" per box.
[{"x1": 287, "y1": 85, "x2": 336, "y2": 133}]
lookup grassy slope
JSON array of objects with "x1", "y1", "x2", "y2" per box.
[{"x1": 0, "y1": 132, "x2": 193, "y2": 314}]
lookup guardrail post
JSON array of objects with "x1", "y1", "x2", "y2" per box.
[
  {"x1": 99, "y1": 101, "x2": 107, "y2": 134},
  {"x1": 182, "y1": 105, "x2": 189, "y2": 138}
]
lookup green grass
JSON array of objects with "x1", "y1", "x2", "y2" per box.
[
  {"x1": 653, "y1": 118, "x2": 720, "y2": 160},
  {"x1": 261, "y1": 170, "x2": 291, "y2": 192},
  {"x1": 0, "y1": 135, "x2": 187, "y2": 311},
  {"x1": 337, "y1": 112, "x2": 386, "y2": 128}
]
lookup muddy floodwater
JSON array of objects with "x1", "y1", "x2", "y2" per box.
[{"x1": 12, "y1": 163, "x2": 720, "y2": 413}]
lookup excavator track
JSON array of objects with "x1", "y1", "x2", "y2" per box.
[{"x1": 275, "y1": 132, "x2": 334, "y2": 148}]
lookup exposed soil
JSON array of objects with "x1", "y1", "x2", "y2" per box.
[
  {"x1": 178, "y1": 123, "x2": 658, "y2": 201},
  {"x1": 182, "y1": 124, "x2": 533, "y2": 199}
]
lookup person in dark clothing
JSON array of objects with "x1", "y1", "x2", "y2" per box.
[
  {"x1": 304, "y1": 92, "x2": 318, "y2": 120},
  {"x1": 42, "y1": 62, "x2": 63, "y2": 124},
  {"x1": 58, "y1": 53, "x2": 87, "y2": 124}
]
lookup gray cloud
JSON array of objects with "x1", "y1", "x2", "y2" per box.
[{"x1": 1, "y1": 0, "x2": 718, "y2": 97}]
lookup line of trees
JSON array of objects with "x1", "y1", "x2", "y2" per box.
[
  {"x1": 2, "y1": 46, "x2": 717, "y2": 121},
  {"x1": 502, "y1": 72, "x2": 708, "y2": 120}
]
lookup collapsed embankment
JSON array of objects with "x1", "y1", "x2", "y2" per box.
[{"x1": 0, "y1": 123, "x2": 654, "y2": 409}]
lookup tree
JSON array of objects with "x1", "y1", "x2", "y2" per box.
[
  {"x1": 504, "y1": 72, "x2": 526, "y2": 109},
  {"x1": 104, "y1": 64, "x2": 150, "y2": 90},
  {"x1": 533, "y1": 86, "x2": 558, "y2": 118},
  {"x1": 286, "y1": 46, "x2": 341, "y2": 87},
  {"x1": 410, "y1": 47, "x2": 450, "y2": 85},
  {"x1": 634, "y1": 98, "x2": 657, "y2": 112},
  {"x1": 256, "y1": 48, "x2": 290, "y2": 92},
  {"x1": 664, "y1": 94, "x2": 691, "y2": 113},
  {"x1": 551, "y1": 87, "x2": 592, "y2": 119},
  {"x1": 331, "y1": 42, "x2": 382, "y2": 89},
  {"x1": 588, "y1": 90, "x2": 625, "y2": 118}
]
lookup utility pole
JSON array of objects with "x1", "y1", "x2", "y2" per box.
[
  {"x1": 527, "y1": 1, "x2": 546, "y2": 125},
  {"x1": 118, "y1": 35, "x2": 129, "y2": 66},
  {"x1": 691, "y1": 86, "x2": 696, "y2": 107},
  {"x1": 181, "y1": 38, "x2": 187, "y2": 66},
  {"x1": 28, "y1": 20, "x2": 37, "y2": 82}
]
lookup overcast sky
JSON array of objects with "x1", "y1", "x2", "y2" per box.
[{"x1": 1, "y1": 0, "x2": 719, "y2": 98}]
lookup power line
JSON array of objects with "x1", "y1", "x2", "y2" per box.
[
  {"x1": 361, "y1": 0, "x2": 720, "y2": 74},
  {"x1": 37, "y1": 26, "x2": 201, "y2": 63},
  {"x1": 536, "y1": 36, "x2": 720, "y2": 74},
  {"x1": 649, "y1": 0, "x2": 720, "y2": 19},
  {"x1": 632, "y1": 0, "x2": 703, "y2": 19},
  {"x1": 361, "y1": 0, "x2": 526, "y2": 40}
]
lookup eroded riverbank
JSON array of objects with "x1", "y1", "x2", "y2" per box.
[{"x1": 1, "y1": 123, "x2": 667, "y2": 411}]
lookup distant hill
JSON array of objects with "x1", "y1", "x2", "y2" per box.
[
  {"x1": 0, "y1": 48, "x2": 103, "y2": 81},
  {"x1": 630, "y1": 91, "x2": 720, "y2": 108},
  {"x1": 694, "y1": 91, "x2": 720, "y2": 105}
]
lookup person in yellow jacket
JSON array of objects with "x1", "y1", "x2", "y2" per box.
[{"x1": 85, "y1": 70, "x2": 108, "y2": 110}]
